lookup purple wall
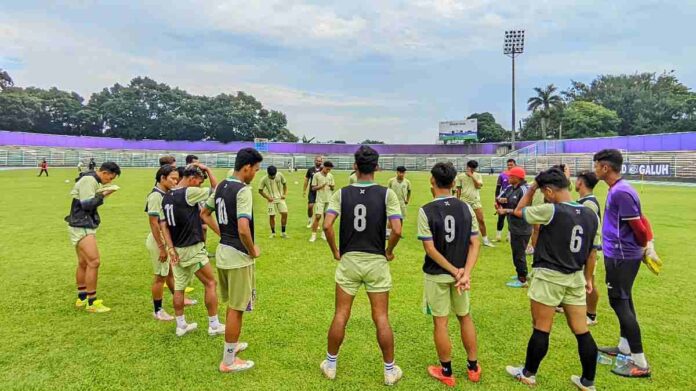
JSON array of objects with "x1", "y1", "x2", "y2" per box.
[
  {"x1": 560, "y1": 132, "x2": 696, "y2": 153},
  {"x1": 0, "y1": 130, "x2": 531, "y2": 155}
]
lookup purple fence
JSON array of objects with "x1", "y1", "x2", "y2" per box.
[
  {"x1": 0, "y1": 130, "x2": 532, "y2": 155},
  {"x1": 558, "y1": 132, "x2": 696, "y2": 153}
]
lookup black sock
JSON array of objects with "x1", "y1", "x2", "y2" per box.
[
  {"x1": 587, "y1": 312, "x2": 597, "y2": 321},
  {"x1": 78, "y1": 286, "x2": 87, "y2": 301},
  {"x1": 524, "y1": 328, "x2": 550, "y2": 376},
  {"x1": 86, "y1": 291, "x2": 97, "y2": 305},
  {"x1": 467, "y1": 360, "x2": 478, "y2": 371},
  {"x1": 440, "y1": 361, "x2": 452, "y2": 377},
  {"x1": 282, "y1": 225, "x2": 286, "y2": 233},
  {"x1": 271, "y1": 227, "x2": 275, "y2": 234},
  {"x1": 575, "y1": 331, "x2": 597, "y2": 383},
  {"x1": 153, "y1": 299, "x2": 163, "y2": 313}
]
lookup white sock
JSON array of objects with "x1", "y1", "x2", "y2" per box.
[
  {"x1": 618, "y1": 337, "x2": 631, "y2": 354},
  {"x1": 631, "y1": 353, "x2": 648, "y2": 368},
  {"x1": 311, "y1": 232, "x2": 317, "y2": 239},
  {"x1": 209, "y1": 315, "x2": 220, "y2": 329},
  {"x1": 384, "y1": 361, "x2": 395, "y2": 373},
  {"x1": 223, "y1": 342, "x2": 237, "y2": 365},
  {"x1": 176, "y1": 315, "x2": 187, "y2": 329},
  {"x1": 483, "y1": 236, "x2": 489, "y2": 242},
  {"x1": 496, "y1": 230, "x2": 502, "y2": 237},
  {"x1": 326, "y1": 352, "x2": 337, "y2": 369}
]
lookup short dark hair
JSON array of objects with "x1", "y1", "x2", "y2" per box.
[
  {"x1": 100, "y1": 162, "x2": 121, "y2": 176},
  {"x1": 323, "y1": 160, "x2": 334, "y2": 168},
  {"x1": 155, "y1": 164, "x2": 177, "y2": 183},
  {"x1": 177, "y1": 166, "x2": 185, "y2": 178},
  {"x1": 535, "y1": 167, "x2": 569, "y2": 190},
  {"x1": 267, "y1": 165, "x2": 277, "y2": 176},
  {"x1": 577, "y1": 170, "x2": 599, "y2": 190},
  {"x1": 234, "y1": 148, "x2": 263, "y2": 171},
  {"x1": 159, "y1": 155, "x2": 176, "y2": 166},
  {"x1": 593, "y1": 149, "x2": 623, "y2": 172},
  {"x1": 507, "y1": 158, "x2": 516, "y2": 164},
  {"x1": 396, "y1": 166, "x2": 406, "y2": 173},
  {"x1": 467, "y1": 160, "x2": 479, "y2": 169},
  {"x1": 182, "y1": 164, "x2": 207, "y2": 179},
  {"x1": 551, "y1": 164, "x2": 567, "y2": 172},
  {"x1": 431, "y1": 162, "x2": 457, "y2": 188},
  {"x1": 354, "y1": 146, "x2": 378, "y2": 174},
  {"x1": 185, "y1": 154, "x2": 199, "y2": 164}
]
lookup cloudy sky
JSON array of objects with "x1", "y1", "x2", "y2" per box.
[{"x1": 1, "y1": 1, "x2": 695, "y2": 143}]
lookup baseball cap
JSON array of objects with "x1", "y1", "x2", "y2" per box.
[{"x1": 506, "y1": 166, "x2": 526, "y2": 180}]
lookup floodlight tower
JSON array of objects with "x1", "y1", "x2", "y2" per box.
[{"x1": 504, "y1": 30, "x2": 525, "y2": 151}]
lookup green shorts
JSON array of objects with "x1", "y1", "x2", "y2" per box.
[
  {"x1": 146, "y1": 233, "x2": 169, "y2": 277},
  {"x1": 267, "y1": 200, "x2": 288, "y2": 216},
  {"x1": 466, "y1": 200, "x2": 483, "y2": 210},
  {"x1": 218, "y1": 265, "x2": 256, "y2": 312},
  {"x1": 68, "y1": 226, "x2": 97, "y2": 247},
  {"x1": 528, "y1": 268, "x2": 586, "y2": 307},
  {"x1": 173, "y1": 243, "x2": 209, "y2": 291},
  {"x1": 423, "y1": 274, "x2": 471, "y2": 317},
  {"x1": 335, "y1": 252, "x2": 392, "y2": 296},
  {"x1": 399, "y1": 203, "x2": 407, "y2": 218},
  {"x1": 314, "y1": 201, "x2": 329, "y2": 216}
]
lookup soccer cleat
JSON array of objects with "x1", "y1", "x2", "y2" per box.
[
  {"x1": 482, "y1": 238, "x2": 496, "y2": 247},
  {"x1": 281, "y1": 232, "x2": 288, "y2": 238},
  {"x1": 509, "y1": 275, "x2": 519, "y2": 280},
  {"x1": 598, "y1": 346, "x2": 623, "y2": 357},
  {"x1": 75, "y1": 298, "x2": 87, "y2": 307},
  {"x1": 427, "y1": 365, "x2": 455, "y2": 387},
  {"x1": 320, "y1": 360, "x2": 337, "y2": 380},
  {"x1": 85, "y1": 300, "x2": 111, "y2": 313},
  {"x1": 219, "y1": 357, "x2": 255, "y2": 373},
  {"x1": 176, "y1": 322, "x2": 198, "y2": 337},
  {"x1": 309, "y1": 235, "x2": 317, "y2": 242},
  {"x1": 611, "y1": 361, "x2": 651, "y2": 378},
  {"x1": 384, "y1": 365, "x2": 403, "y2": 386},
  {"x1": 571, "y1": 375, "x2": 596, "y2": 390},
  {"x1": 208, "y1": 323, "x2": 226, "y2": 336},
  {"x1": 306, "y1": 219, "x2": 313, "y2": 228},
  {"x1": 506, "y1": 280, "x2": 528, "y2": 288},
  {"x1": 587, "y1": 316, "x2": 598, "y2": 326},
  {"x1": 467, "y1": 363, "x2": 482, "y2": 383},
  {"x1": 153, "y1": 309, "x2": 174, "y2": 321},
  {"x1": 505, "y1": 366, "x2": 536, "y2": 386},
  {"x1": 269, "y1": 233, "x2": 276, "y2": 239}
]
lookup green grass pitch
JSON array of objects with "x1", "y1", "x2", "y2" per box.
[{"x1": 1, "y1": 167, "x2": 695, "y2": 390}]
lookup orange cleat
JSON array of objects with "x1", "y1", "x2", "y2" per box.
[
  {"x1": 467, "y1": 364, "x2": 482, "y2": 382},
  {"x1": 427, "y1": 365, "x2": 456, "y2": 387}
]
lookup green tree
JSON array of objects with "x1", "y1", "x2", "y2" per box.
[
  {"x1": 0, "y1": 69, "x2": 13, "y2": 90},
  {"x1": 527, "y1": 84, "x2": 564, "y2": 140},
  {"x1": 561, "y1": 101, "x2": 620, "y2": 138},
  {"x1": 360, "y1": 139, "x2": 384, "y2": 144},
  {"x1": 466, "y1": 112, "x2": 507, "y2": 142},
  {"x1": 520, "y1": 109, "x2": 564, "y2": 140}
]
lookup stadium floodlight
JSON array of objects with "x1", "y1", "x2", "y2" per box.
[{"x1": 504, "y1": 29, "x2": 525, "y2": 150}]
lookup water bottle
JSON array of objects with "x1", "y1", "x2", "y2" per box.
[
  {"x1": 597, "y1": 353, "x2": 613, "y2": 365},
  {"x1": 615, "y1": 354, "x2": 630, "y2": 368}
]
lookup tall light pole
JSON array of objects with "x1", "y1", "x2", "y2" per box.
[{"x1": 504, "y1": 30, "x2": 525, "y2": 151}]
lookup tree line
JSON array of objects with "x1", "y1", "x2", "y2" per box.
[{"x1": 0, "y1": 72, "x2": 298, "y2": 143}]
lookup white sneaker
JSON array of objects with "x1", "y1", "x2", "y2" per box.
[
  {"x1": 587, "y1": 316, "x2": 598, "y2": 326},
  {"x1": 234, "y1": 342, "x2": 249, "y2": 353},
  {"x1": 153, "y1": 309, "x2": 174, "y2": 321},
  {"x1": 482, "y1": 238, "x2": 496, "y2": 247},
  {"x1": 208, "y1": 323, "x2": 226, "y2": 336},
  {"x1": 281, "y1": 232, "x2": 288, "y2": 238},
  {"x1": 309, "y1": 235, "x2": 317, "y2": 242},
  {"x1": 176, "y1": 322, "x2": 198, "y2": 337},
  {"x1": 506, "y1": 365, "x2": 536, "y2": 386},
  {"x1": 269, "y1": 233, "x2": 276, "y2": 239},
  {"x1": 321, "y1": 232, "x2": 327, "y2": 241},
  {"x1": 571, "y1": 375, "x2": 596, "y2": 390},
  {"x1": 320, "y1": 360, "x2": 336, "y2": 380},
  {"x1": 495, "y1": 232, "x2": 502, "y2": 242},
  {"x1": 384, "y1": 365, "x2": 403, "y2": 386},
  {"x1": 219, "y1": 357, "x2": 255, "y2": 373}
]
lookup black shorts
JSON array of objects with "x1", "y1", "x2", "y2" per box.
[
  {"x1": 604, "y1": 257, "x2": 641, "y2": 300},
  {"x1": 308, "y1": 191, "x2": 317, "y2": 204}
]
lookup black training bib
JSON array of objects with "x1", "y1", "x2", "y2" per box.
[
  {"x1": 213, "y1": 180, "x2": 254, "y2": 254},
  {"x1": 422, "y1": 197, "x2": 474, "y2": 275},
  {"x1": 339, "y1": 185, "x2": 388, "y2": 256},
  {"x1": 161, "y1": 188, "x2": 204, "y2": 248}
]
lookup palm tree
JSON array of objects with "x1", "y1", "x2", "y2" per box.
[{"x1": 527, "y1": 84, "x2": 564, "y2": 139}]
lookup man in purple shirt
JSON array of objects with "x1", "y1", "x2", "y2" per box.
[
  {"x1": 593, "y1": 149, "x2": 651, "y2": 378},
  {"x1": 494, "y1": 159, "x2": 516, "y2": 241}
]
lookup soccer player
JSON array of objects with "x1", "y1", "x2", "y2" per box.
[
  {"x1": 303, "y1": 155, "x2": 324, "y2": 228},
  {"x1": 496, "y1": 166, "x2": 533, "y2": 287},
  {"x1": 494, "y1": 159, "x2": 516, "y2": 241},
  {"x1": 201, "y1": 148, "x2": 263, "y2": 373},
  {"x1": 258, "y1": 165, "x2": 289, "y2": 238},
  {"x1": 505, "y1": 167, "x2": 600, "y2": 390},
  {"x1": 66, "y1": 161, "x2": 121, "y2": 313},
  {"x1": 88, "y1": 158, "x2": 96, "y2": 171},
  {"x1": 38, "y1": 159, "x2": 49, "y2": 176},
  {"x1": 593, "y1": 149, "x2": 651, "y2": 377},
  {"x1": 185, "y1": 154, "x2": 198, "y2": 165},
  {"x1": 159, "y1": 155, "x2": 176, "y2": 167},
  {"x1": 575, "y1": 170, "x2": 602, "y2": 325},
  {"x1": 77, "y1": 160, "x2": 84, "y2": 174},
  {"x1": 320, "y1": 146, "x2": 404, "y2": 386},
  {"x1": 160, "y1": 164, "x2": 224, "y2": 337},
  {"x1": 457, "y1": 160, "x2": 494, "y2": 247},
  {"x1": 386, "y1": 166, "x2": 411, "y2": 237},
  {"x1": 419, "y1": 162, "x2": 482, "y2": 387},
  {"x1": 309, "y1": 161, "x2": 335, "y2": 242}
]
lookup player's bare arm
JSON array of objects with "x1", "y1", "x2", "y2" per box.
[
  {"x1": 512, "y1": 182, "x2": 538, "y2": 218},
  {"x1": 322, "y1": 212, "x2": 340, "y2": 260},
  {"x1": 238, "y1": 217, "x2": 260, "y2": 258},
  {"x1": 200, "y1": 207, "x2": 221, "y2": 237},
  {"x1": 159, "y1": 220, "x2": 179, "y2": 265},
  {"x1": 148, "y1": 215, "x2": 167, "y2": 262},
  {"x1": 385, "y1": 218, "x2": 402, "y2": 261}
]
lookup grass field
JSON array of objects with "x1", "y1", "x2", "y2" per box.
[{"x1": 1, "y1": 167, "x2": 695, "y2": 391}]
